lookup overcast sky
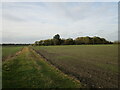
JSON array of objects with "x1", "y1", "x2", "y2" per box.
[{"x1": 2, "y1": 2, "x2": 118, "y2": 44}]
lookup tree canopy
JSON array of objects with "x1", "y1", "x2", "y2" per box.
[{"x1": 34, "y1": 34, "x2": 113, "y2": 46}]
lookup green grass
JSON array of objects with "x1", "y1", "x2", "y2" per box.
[
  {"x1": 33, "y1": 45, "x2": 118, "y2": 88},
  {"x1": 2, "y1": 46, "x2": 23, "y2": 60},
  {"x1": 0, "y1": 46, "x2": 2, "y2": 89},
  {"x1": 2, "y1": 47, "x2": 81, "y2": 88}
]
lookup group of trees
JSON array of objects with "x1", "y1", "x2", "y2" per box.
[
  {"x1": 34, "y1": 34, "x2": 113, "y2": 46},
  {"x1": 113, "y1": 41, "x2": 120, "y2": 44}
]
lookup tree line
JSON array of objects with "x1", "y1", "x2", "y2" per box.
[
  {"x1": 34, "y1": 34, "x2": 113, "y2": 46},
  {"x1": 2, "y1": 44, "x2": 30, "y2": 46}
]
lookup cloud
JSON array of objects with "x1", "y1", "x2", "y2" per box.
[{"x1": 2, "y1": 2, "x2": 118, "y2": 43}]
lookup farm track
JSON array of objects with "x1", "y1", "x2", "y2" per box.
[{"x1": 2, "y1": 47, "x2": 82, "y2": 88}]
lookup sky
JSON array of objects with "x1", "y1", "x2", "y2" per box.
[{"x1": 1, "y1": 2, "x2": 118, "y2": 44}]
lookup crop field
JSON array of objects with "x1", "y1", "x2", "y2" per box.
[
  {"x1": 32, "y1": 45, "x2": 118, "y2": 88},
  {"x1": 2, "y1": 46, "x2": 23, "y2": 61},
  {"x1": 2, "y1": 46, "x2": 81, "y2": 88}
]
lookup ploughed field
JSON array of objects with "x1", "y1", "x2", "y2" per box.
[
  {"x1": 32, "y1": 45, "x2": 118, "y2": 88},
  {"x1": 2, "y1": 46, "x2": 81, "y2": 88}
]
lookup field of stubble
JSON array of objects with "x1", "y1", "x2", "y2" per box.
[{"x1": 33, "y1": 45, "x2": 118, "y2": 88}]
